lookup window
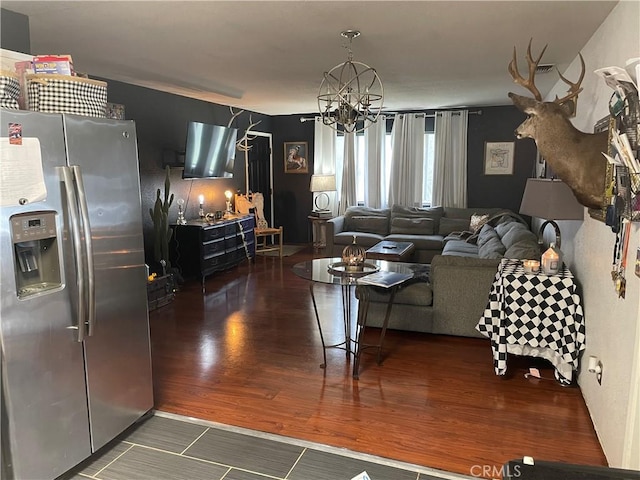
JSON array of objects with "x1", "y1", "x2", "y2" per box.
[{"x1": 335, "y1": 131, "x2": 435, "y2": 206}]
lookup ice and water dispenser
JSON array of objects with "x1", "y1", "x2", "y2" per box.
[{"x1": 10, "y1": 211, "x2": 62, "y2": 299}]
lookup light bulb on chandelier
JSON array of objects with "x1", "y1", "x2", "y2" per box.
[{"x1": 317, "y1": 30, "x2": 384, "y2": 134}]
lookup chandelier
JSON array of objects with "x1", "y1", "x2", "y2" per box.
[{"x1": 317, "y1": 30, "x2": 384, "y2": 133}]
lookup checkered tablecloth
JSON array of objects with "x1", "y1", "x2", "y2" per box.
[{"x1": 476, "y1": 258, "x2": 586, "y2": 385}]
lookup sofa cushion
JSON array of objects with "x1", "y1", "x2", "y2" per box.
[
  {"x1": 442, "y1": 240, "x2": 479, "y2": 257},
  {"x1": 350, "y1": 215, "x2": 389, "y2": 235},
  {"x1": 477, "y1": 223, "x2": 499, "y2": 247},
  {"x1": 500, "y1": 223, "x2": 538, "y2": 250},
  {"x1": 478, "y1": 235, "x2": 506, "y2": 259},
  {"x1": 390, "y1": 216, "x2": 436, "y2": 235},
  {"x1": 438, "y1": 217, "x2": 470, "y2": 236},
  {"x1": 364, "y1": 281, "x2": 433, "y2": 307},
  {"x1": 391, "y1": 205, "x2": 443, "y2": 219},
  {"x1": 504, "y1": 240, "x2": 540, "y2": 260},
  {"x1": 344, "y1": 206, "x2": 390, "y2": 233}
]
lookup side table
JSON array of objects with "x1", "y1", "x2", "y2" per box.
[
  {"x1": 476, "y1": 258, "x2": 586, "y2": 385},
  {"x1": 308, "y1": 215, "x2": 332, "y2": 251}
]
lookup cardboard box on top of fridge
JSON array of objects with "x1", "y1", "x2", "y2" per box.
[{"x1": 33, "y1": 55, "x2": 74, "y2": 76}]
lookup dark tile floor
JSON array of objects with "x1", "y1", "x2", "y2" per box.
[{"x1": 63, "y1": 412, "x2": 475, "y2": 480}]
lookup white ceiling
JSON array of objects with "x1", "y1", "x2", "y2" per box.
[{"x1": 3, "y1": 1, "x2": 618, "y2": 116}]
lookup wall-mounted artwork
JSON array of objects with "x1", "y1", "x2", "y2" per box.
[
  {"x1": 484, "y1": 141, "x2": 515, "y2": 175},
  {"x1": 284, "y1": 142, "x2": 308, "y2": 174}
]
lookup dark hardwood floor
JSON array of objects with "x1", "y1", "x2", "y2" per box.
[{"x1": 149, "y1": 247, "x2": 607, "y2": 478}]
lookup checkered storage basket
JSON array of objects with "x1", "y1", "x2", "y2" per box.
[
  {"x1": 0, "y1": 70, "x2": 20, "y2": 109},
  {"x1": 26, "y1": 74, "x2": 107, "y2": 117}
]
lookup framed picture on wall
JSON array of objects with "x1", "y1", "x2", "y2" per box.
[
  {"x1": 484, "y1": 141, "x2": 515, "y2": 175},
  {"x1": 284, "y1": 142, "x2": 308, "y2": 173}
]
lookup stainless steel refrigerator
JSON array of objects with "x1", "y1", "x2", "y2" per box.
[{"x1": 0, "y1": 110, "x2": 153, "y2": 480}]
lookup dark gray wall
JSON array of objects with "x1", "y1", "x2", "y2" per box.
[
  {"x1": 467, "y1": 106, "x2": 536, "y2": 213},
  {"x1": 1, "y1": 8, "x2": 30, "y2": 53},
  {"x1": 271, "y1": 114, "x2": 316, "y2": 244},
  {"x1": 102, "y1": 78, "x2": 272, "y2": 264}
]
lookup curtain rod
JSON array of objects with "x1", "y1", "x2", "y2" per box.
[{"x1": 299, "y1": 109, "x2": 482, "y2": 123}]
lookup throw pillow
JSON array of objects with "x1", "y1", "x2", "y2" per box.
[
  {"x1": 438, "y1": 217, "x2": 470, "y2": 236},
  {"x1": 470, "y1": 214, "x2": 490, "y2": 233},
  {"x1": 349, "y1": 215, "x2": 389, "y2": 235},
  {"x1": 390, "y1": 217, "x2": 435, "y2": 235}
]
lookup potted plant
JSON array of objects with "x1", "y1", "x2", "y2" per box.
[{"x1": 149, "y1": 166, "x2": 174, "y2": 276}]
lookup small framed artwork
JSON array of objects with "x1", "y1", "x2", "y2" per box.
[
  {"x1": 284, "y1": 142, "x2": 308, "y2": 174},
  {"x1": 484, "y1": 141, "x2": 515, "y2": 175}
]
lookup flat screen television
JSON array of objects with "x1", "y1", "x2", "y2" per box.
[{"x1": 182, "y1": 121, "x2": 238, "y2": 179}]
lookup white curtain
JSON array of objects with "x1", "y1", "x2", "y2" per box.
[
  {"x1": 432, "y1": 110, "x2": 468, "y2": 208},
  {"x1": 388, "y1": 113, "x2": 425, "y2": 207},
  {"x1": 313, "y1": 118, "x2": 338, "y2": 216},
  {"x1": 364, "y1": 115, "x2": 387, "y2": 208},
  {"x1": 339, "y1": 131, "x2": 357, "y2": 215}
]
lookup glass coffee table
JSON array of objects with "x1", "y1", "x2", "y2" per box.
[{"x1": 292, "y1": 257, "x2": 423, "y2": 378}]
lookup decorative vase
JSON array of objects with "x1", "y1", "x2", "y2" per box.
[{"x1": 342, "y1": 235, "x2": 366, "y2": 272}]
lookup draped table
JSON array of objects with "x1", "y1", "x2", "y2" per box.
[{"x1": 476, "y1": 258, "x2": 586, "y2": 385}]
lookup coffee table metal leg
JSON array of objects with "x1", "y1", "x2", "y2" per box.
[
  {"x1": 353, "y1": 285, "x2": 398, "y2": 378},
  {"x1": 377, "y1": 286, "x2": 397, "y2": 365},
  {"x1": 353, "y1": 287, "x2": 370, "y2": 379},
  {"x1": 309, "y1": 283, "x2": 327, "y2": 369},
  {"x1": 341, "y1": 285, "x2": 352, "y2": 357}
]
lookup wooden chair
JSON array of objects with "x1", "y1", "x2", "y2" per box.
[
  {"x1": 254, "y1": 226, "x2": 283, "y2": 257},
  {"x1": 249, "y1": 192, "x2": 283, "y2": 257}
]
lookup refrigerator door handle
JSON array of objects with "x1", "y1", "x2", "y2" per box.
[
  {"x1": 71, "y1": 165, "x2": 96, "y2": 337},
  {"x1": 60, "y1": 166, "x2": 87, "y2": 342}
]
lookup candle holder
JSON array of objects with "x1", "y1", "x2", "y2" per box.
[
  {"x1": 176, "y1": 198, "x2": 187, "y2": 225},
  {"x1": 341, "y1": 235, "x2": 366, "y2": 272},
  {"x1": 522, "y1": 259, "x2": 540, "y2": 274},
  {"x1": 541, "y1": 243, "x2": 562, "y2": 274},
  {"x1": 198, "y1": 194, "x2": 205, "y2": 220},
  {"x1": 224, "y1": 190, "x2": 233, "y2": 215}
]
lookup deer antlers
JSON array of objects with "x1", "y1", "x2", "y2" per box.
[
  {"x1": 508, "y1": 39, "x2": 548, "y2": 101},
  {"x1": 236, "y1": 115, "x2": 262, "y2": 152},
  {"x1": 508, "y1": 38, "x2": 585, "y2": 112},
  {"x1": 228, "y1": 107, "x2": 244, "y2": 128},
  {"x1": 227, "y1": 106, "x2": 262, "y2": 152}
]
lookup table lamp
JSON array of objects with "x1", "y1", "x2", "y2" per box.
[
  {"x1": 310, "y1": 174, "x2": 336, "y2": 216},
  {"x1": 519, "y1": 178, "x2": 584, "y2": 249}
]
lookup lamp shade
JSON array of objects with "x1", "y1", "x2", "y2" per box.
[
  {"x1": 310, "y1": 174, "x2": 336, "y2": 193},
  {"x1": 519, "y1": 178, "x2": 584, "y2": 220}
]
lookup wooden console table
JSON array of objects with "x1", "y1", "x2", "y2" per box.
[{"x1": 170, "y1": 215, "x2": 255, "y2": 291}]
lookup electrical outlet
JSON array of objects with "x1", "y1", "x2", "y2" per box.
[{"x1": 596, "y1": 361, "x2": 603, "y2": 385}]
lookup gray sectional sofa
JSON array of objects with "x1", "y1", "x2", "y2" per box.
[{"x1": 326, "y1": 205, "x2": 541, "y2": 338}]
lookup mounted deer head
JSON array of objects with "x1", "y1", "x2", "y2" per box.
[{"x1": 508, "y1": 39, "x2": 608, "y2": 210}]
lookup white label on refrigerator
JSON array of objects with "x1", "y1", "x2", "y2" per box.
[{"x1": 0, "y1": 137, "x2": 47, "y2": 207}]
